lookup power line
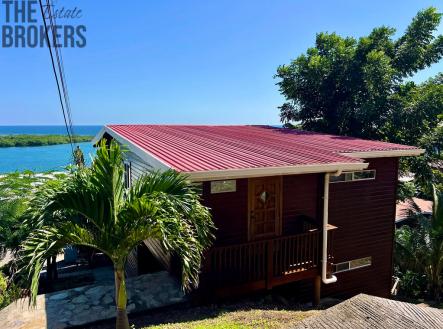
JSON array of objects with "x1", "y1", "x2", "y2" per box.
[
  {"x1": 45, "y1": 0, "x2": 75, "y2": 142},
  {"x1": 38, "y1": 0, "x2": 75, "y2": 156},
  {"x1": 46, "y1": 0, "x2": 76, "y2": 141}
]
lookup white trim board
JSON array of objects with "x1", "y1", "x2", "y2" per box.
[
  {"x1": 92, "y1": 126, "x2": 171, "y2": 171},
  {"x1": 184, "y1": 162, "x2": 368, "y2": 181},
  {"x1": 341, "y1": 149, "x2": 424, "y2": 159}
]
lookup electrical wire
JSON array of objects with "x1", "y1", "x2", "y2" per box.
[
  {"x1": 38, "y1": 0, "x2": 75, "y2": 156},
  {"x1": 46, "y1": 0, "x2": 76, "y2": 141}
]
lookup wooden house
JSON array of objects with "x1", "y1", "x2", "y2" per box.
[{"x1": 93, "y1": 125, "x2": 423, "y2": 302}]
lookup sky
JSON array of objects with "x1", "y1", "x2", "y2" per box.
[{"x1": 0, "y1": 0, "x2": 442, "y2": 126}]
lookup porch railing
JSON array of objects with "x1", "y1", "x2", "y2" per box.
[
  {"x1": 204, "y1": 228, "x2": 336, "y2": 290},
  {"x1": 272, "y1": 231, "x2": 320, "y2": 277}
]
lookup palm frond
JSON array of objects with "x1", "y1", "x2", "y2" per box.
[
  {"x1": 17, "y1": 222, "x2": 99, "y2": 305},
  {"x1": 16, "y1": 139, "x2": 215, "y2": 309}
]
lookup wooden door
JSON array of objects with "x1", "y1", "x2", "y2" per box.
[{"x1": 248, "y1": 176, "x2": 282, "y2": 241}]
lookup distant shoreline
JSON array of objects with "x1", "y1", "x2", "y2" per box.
[
  {"x1": 0, "y1": 134, "x2": 93, "y2": 148},
  {"x1": 0, "y1": 125, "x2": 102, "y2": 136}
]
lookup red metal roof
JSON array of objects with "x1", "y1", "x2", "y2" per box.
[
  {"x1": 105, "y1": 125, "x2": 420, "y2": 173},
  {"x1": 396, "y1": 197, "x2": 433, "y2": 221}
]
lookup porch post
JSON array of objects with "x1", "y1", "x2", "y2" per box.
[
  {"x1": 266, "y1": 241, "x2": 274, "y2": 290},
  {"x1": 313, "y1": 275, "x2": 321, "y2": 306}
]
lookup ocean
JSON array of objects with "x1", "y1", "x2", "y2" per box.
[{"x1": 0, "y1": 126, "x2": 102, "y2": 173}]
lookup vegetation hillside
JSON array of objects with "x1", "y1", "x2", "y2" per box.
[{"x1": 0, "y1": 135, "x2": 92, "y2": 147}]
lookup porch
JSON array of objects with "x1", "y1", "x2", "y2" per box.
[{"x1": 202, "y1": 225, "x2": 337, "y2": 296}]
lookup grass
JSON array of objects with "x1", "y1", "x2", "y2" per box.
[
  {"x1": 86, "y1": 293, "x2": 322, "y2": 329},
  {"x1": 0, "y1": 134, "x2": 92, "y2": 147},
  {"x1": 87, "y1": 286, "x2": 330, "y2": 329},
  {"x1": 145, "y1": 308, "x2": 317, "y2": 329}
]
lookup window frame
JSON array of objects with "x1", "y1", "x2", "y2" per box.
[
  {"x1": 330, "y1": 170, "x2": 376, "y2": 183},
  {"x1": 333, "y1": 256, "x2": 372, "y2": 274},
  {"x1": 210, "y1": 180, "x2": 237, "y2": 194}
]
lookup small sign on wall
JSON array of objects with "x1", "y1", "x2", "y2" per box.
[{"x1": 210, "y1": 180, "x2": 236, "y2": 194}]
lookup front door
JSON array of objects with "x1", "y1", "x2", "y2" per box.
[{"x1": 248, "y1": 176, "x2": 282, "y2": 241}]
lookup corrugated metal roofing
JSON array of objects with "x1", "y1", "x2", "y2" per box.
[
  {"x1": 396, "y1": 197, "x2": 433, "y2": 222},
  {"x1": 105, "y1": 125, "x2": 420, "y2": 173}
]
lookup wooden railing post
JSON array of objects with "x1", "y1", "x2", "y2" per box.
[
  {"x1": 266, "y1": 240, "x2": 274, "y2": 290},
  {"x1": 203, "y1": 250, "x2": 212, "y2": 273},
  {"x1": 313, "y1": 275, "x2": 321, "y2": 306}
]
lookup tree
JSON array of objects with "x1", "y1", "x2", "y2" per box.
[
  {"x1": 395, "y1": 188, "x2": 443, "y2": 300},
  {"x1": 276, "y1": 7, "x2": 443, "y2": 139},
  {"x1": 73, "y1": 145, "x2": 85, "y2": 167},
  {"x1": 275, "y1": 7, "x2": 443, "y2": 196},
  {"x1": 17, "y1": 141, "x2": 214, "y2": 329}
]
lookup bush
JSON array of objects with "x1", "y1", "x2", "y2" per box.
[
  {"x1": 397, "y1": 270, "x2": 428, "y2": 299},
  {"x1": 0, "y1": 272, "x2": 8, "y2": 308},
  {"x1": 0, "y1": 272, "x2": 20, "y2": 309}
]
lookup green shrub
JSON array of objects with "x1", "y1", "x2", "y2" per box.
[
  {"x1": 0, "y1": 272, "x2": 8, "y2": 308},
  {"x1": 0, "y1": 272, "x2": 20, "y2": 310},
  {"x1": 398, "y1": 270, "x2": 428, "y2": 299}
]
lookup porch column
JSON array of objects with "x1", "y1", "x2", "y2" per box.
[{"x1": 313, "y1": 275, "x2": 321, "y2": 306}]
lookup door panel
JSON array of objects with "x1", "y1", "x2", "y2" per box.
[{"x1": 248, "y1": 177, "x2": 282, "y2": 240}]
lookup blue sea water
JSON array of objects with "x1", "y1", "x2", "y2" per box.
[{"x1": 0, "y1": 126, "x2": 102, "y2": 173}]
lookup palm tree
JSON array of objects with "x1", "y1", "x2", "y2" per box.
[
  {"x1": 395, "y1": 188, "x2": 443, "y2": 300},
  {"x1": 18, "y1": 140, "x2": 214, "y2": 329}
]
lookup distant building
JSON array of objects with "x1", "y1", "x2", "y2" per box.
[{"x1": 396, "y1": 197, "x2": 433, "y2": 228}]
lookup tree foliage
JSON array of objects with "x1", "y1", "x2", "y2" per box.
[
  {"x1": 276, "y1": 7, "x2": 443, "y2": 138},
  {"x1": 395, "y1": 188, "x2": 443, "y2": 300},
  {"x1": 0, "y1": 172, "x2": 58, "y2": 256},
  {"x1": 17, "y1": 140, "x2": 215, "y2": 329},
  {"x1": 275, "y1": 7, "x2": 443, "y2": 194},
  {"x1": 0, "y1": 135, "x2": 92, "y2": 148}
]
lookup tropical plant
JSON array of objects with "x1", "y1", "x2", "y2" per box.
[
  {"x1": 0, "y1": 272, "x2": 8, "y2": 309},
  {"x1": 395, "y1": 188, "x2": 443, "y2": 300},
  {"x1": 17, "y1": 140, "x2": 214, "y2": 329},
  {"x1": 394, "y1": 269, "x2": 427, "y2": 299},
  {"x1": 0, "y1": 271, "x2": 21, "y2": 310},
  {"x1": 0, "y1": 171, "x2": 53, "y2": 256}
]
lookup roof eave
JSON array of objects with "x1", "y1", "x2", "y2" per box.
[
  {"x1": 184, "y1": 162, "x2": 369, "y2": 182},
  {"x1": 91, "y1": 126, "x2": 106, "y2": 145},
  {"x1": 340, "y1": 149, "x2": 425, "y2": 159},
  {"x1": 92, "y1": 126, "x2": 171, "y2": 171}
]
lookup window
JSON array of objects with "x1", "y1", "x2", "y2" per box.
[
  {"x1": 124, "y1": 162, "x2": 131, "y2": 189},
  {"x1": 330, "y1": 170, "x2": 376, "y2": 183},
  {"x1": 333, "y1": 257, "x2": 372, "y2": 273},
  {"x1": 210, "y1": 180, "x2": 236, "y2": 194}
]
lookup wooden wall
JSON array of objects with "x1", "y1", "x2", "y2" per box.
[
  {"x1": 127, "y1": 144, "x2": 399, "y2": 299},
  {"x1": 201, "y1": 179, "x2": 249, "y2": 246},
  {"x1": 201, "y1": 174, "x2": 322, "y2": 246},
  {"x1": 324, "y1": 157, "x2": 399, "y2": 298},
  {"x1": 281, "y1": 174, "x2": 321, "y2": 235},
  {"x1": 201, "y1": 157, "x2": 398, "y2": 299}
]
